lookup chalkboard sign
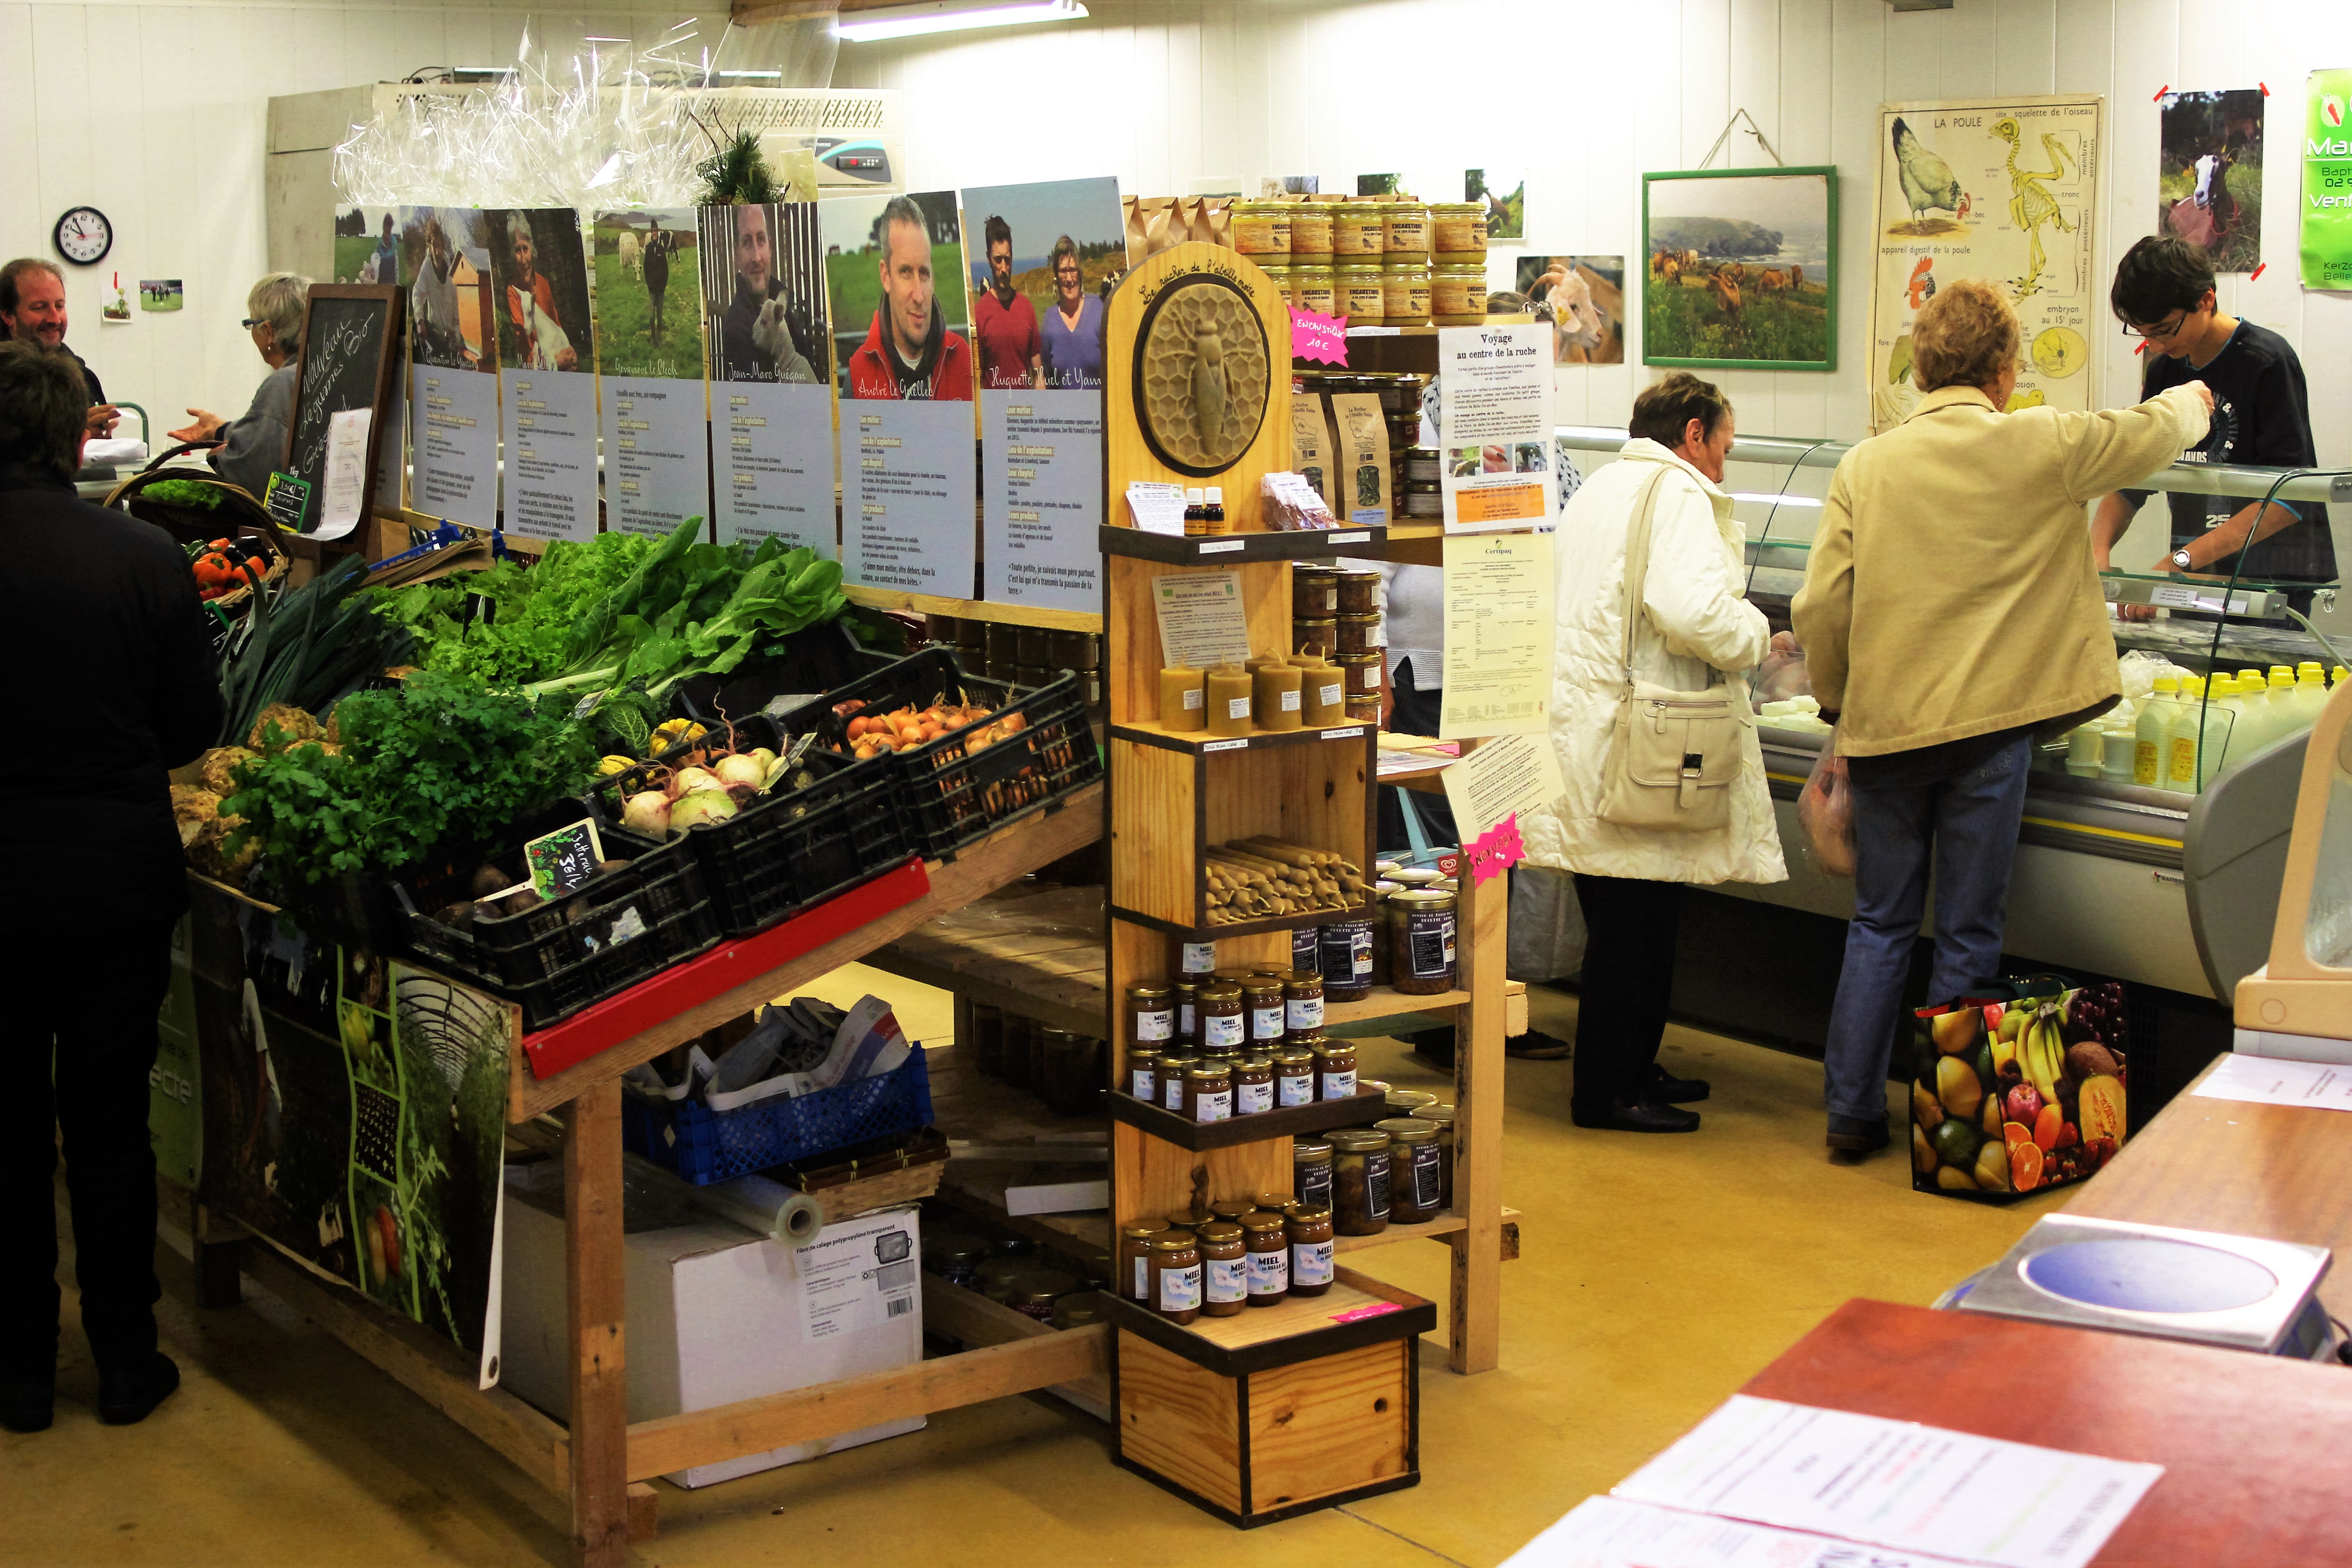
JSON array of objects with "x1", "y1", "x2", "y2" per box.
[
  {"x1": 524, "y1": 818, "x2": 605, "y2": 900},
  {"x1": 284, "y1": 284, "x2": 402, "y2": 534}
]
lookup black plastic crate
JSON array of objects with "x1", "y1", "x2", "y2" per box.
[
  {"x1": 399, "y1": 809, "x2": 721, "y2": 1031},
  {"x1": 589, "y1": 713, "x2": 914, "y2": 939},
  {"x1": 812, "y1": 647, "x2": 1101, "y2": 860}
]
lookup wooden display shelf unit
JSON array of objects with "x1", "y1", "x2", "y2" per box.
[
  {"x1": 1108, "y1": 1267, "x2": 1427, "y2": 1527},
  {"x1": 1105, "y1": 1084, "x2": 1387, "y2": 1152},
  {"x1": 842, "y1": 582, "x2": 1102, "y2": 635},
  {"x1": 1099, "y1": 523, "x2": 1388, "y2": 564},
  {"x1": 1111, "y1": 718, "x2": 1373, "y2": 753}
]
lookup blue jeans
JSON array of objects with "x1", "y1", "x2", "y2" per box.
[{"x1": 1820, "y1": 735, "x2": 2033, "y2": 1124}]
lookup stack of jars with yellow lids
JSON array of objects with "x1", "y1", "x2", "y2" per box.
[{"x1": 1234, "y1": 193, "x2": 1442, "y2": 327}]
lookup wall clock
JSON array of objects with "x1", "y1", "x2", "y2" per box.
[{"x1": 54, "y1": 207, "x2": 112, "y2": 265}]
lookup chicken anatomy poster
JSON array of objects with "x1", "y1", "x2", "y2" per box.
[{"x1": 1869, "y1": 94, "x2": 2104, "y2": 434}]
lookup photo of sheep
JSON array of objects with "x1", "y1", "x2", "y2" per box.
[
  {"x1": 591, "y1": 208, "x2": 703, "y2": 380},
  {"x1": 1642, "y1": 167, "x2": 1836, "y2": 371}
]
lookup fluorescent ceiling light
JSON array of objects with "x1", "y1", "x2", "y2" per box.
[{"x1": 836, "y1": 1, "x2": 1089, "y2": 45}]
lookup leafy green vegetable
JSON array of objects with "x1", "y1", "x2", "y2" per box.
[
  {"x1": 145, "y1": 478, "x2": 225, "y2": 509},
  {"x1": 370, "y1": 530, "x2": 653, "y2": 688},
  {"x1": 224, "y1": 668, "x2": 598, "y2": 883},
  {"x1": 218, "y1": 556, "x2": 415, "y2": 746}
]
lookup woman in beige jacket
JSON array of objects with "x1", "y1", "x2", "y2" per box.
[{"x1": 1792, "y1": 279, "x2": 2210, "y2": 1154}]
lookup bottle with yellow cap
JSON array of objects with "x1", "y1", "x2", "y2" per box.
[
  {"x1": 2135, "y1": 675, "x2": 2181, "y2": 790},
  {"x1": 2211, "y1": 673, "x2": 2254, "y2": 773},
  {"x1": 2291, "y1": 663, "x2": 2332, "y2": 727},
  {"x1": 2164, "y1": 675, "x2": 2207, "y2": 793},
  {"x1": 2264, "y1": 665, "x2": 2298, "y2": 739}
]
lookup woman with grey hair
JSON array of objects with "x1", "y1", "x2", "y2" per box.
[{"x1": 168, "y1": 272, "x2": 309, "y2": 496}]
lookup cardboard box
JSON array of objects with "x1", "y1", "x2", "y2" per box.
[{"x1": 501, "y1": 1162, "x2": 924, "y2": 1487}]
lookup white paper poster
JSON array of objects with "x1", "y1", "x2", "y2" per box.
[
  {"x1": 500, "y1": 372, "x2": 599, "y2": 544},
  {"x1": 983, "y1": 389, "x2": 1102, "y2": 611},
  {"x1": 593, "y1": 207, "x2": 710, "y2": 538},
  {"x1": 841, "y1": 400, "x2": 978, "y2": 595},
  {"x1": 1152, "y1": 569, "x2": 1252, "y2": 670},
  {"x1": 1437, "y1": 322, "x2": 1557, "y2": 533},
  {"x1": 1439, "y1": 531, "x2": 1555, "y2": 737},
  {"x1": 1440, "y1": 732, "x2": 1567, "y2": 840},
  {"x1": 713, "y1": 381, "x2": 836, "y2": 554},
  {"x1": 602, "y1": 378, "x2": 711, "y2": 538},
  {"x1": 316, "y1": 406, "x2": 371, "y2": 541},
  {"x1": 2194, "y1": 1051, "x2": 2352, "y2": 1111},
  {"x1": 1505, "y1": 1496, "x2": 1983, "y2": 1568},
  {"x1": 409, "y1": 365, "x2": 499, "y2": 529}
]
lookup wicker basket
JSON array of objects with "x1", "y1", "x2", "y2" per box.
[{"x1": 105, "y1": 467, "x2": 293, "y2": 612}]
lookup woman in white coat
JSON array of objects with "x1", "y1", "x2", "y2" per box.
[{"x1": 1521, "y1": 374, "x2": 1786, "y2": 1132}]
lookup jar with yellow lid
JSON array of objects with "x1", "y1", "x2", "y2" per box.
[
  {"x1": 1332, "y1": 202, "x2": 1386, "y2": 259},
  {"x1": 1431, "y1": 202, "x2": 1488, "y2": 256},
  {"x1": 1290, "y1": 264, "x2": 1336, "y2": 317},
  {"x1": 1230, "y1": 198, "x2": 1292, "y2": 258},
  {"x1": 1334, "y1": 263, "x2": 1384, "y2": 325},
  {"x1": 1382, "y1": 202, "x2": 1431, "y2": 261},
  {"x1": 1382, "y1": 259, "x2": 1431, "y2": 326},
  {"x1": 1287, "y1": 202, "x2": 1334, "y2": 261},
  {"x1": 1258, "y1": 262, "x2": 1294, "y2": 304},
  {"x1": 1433, "y1": 261, "x2": 1486, "y2": 325}
]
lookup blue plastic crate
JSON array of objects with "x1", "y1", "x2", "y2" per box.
[{"x1": 625, "y1": 1049, "x2": 934, "y2": 1185}]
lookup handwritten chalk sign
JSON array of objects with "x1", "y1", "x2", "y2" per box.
[
  {"x1": 286, "y1": 284, "x2": 402, "y2": 533},
  {"x1": 523, "y1": 818, "x2": 604, "y2": 900}
]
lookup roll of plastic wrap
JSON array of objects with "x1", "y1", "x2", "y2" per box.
[{"x1": 697, "y1": 1174, "x2": 825, "y2": 1244}]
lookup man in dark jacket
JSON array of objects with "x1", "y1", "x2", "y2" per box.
[{"x1": 0, "y1": 340, "x2": 222, "y2": 1432}]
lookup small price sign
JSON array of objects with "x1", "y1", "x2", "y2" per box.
[
  {"x1": 1463, "y1": 814, "x2": 1524, "y2": 885},
  {"x1": 523, "y1": 818, "x2": 604, "y2": 900},
  {"x1": 264, "y1": 471, "x2": 312, "y2": 533}
]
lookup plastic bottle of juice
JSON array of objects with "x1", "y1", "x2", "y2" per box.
[
  {"x1": 2136, "y1": 676, "x2": 2182, "y2": 790},
  {"x1": 2212, "y1": 674, "x2": 2257, "y2": 772},
  {"x1": 2292, "y1": 665, "x2": 2332, "y2": 727},
  {"x1": 2165, "y1": 675, "x2": 2208, "y2": 793},
  {"x1": 2266, "y1": 666, "x2": 2299, "y2": 737},
  {"x1": 2099, "y1": 705, "x2": 2139, "y2": 785}
]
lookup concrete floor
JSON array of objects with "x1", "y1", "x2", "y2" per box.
[{"x1": 9, "y1": 977, "x2": 2067, "y2": 1567}]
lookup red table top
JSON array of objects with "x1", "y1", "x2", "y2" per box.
[{"x1": 1741, "y1": 1298, "x2": 2352, "y2": 1566}]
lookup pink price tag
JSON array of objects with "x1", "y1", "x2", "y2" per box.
[
  {"x1": 1328, "y1": 1302, "x2": 1403, "y2": 1324},
  {"x1": 1465, "y1": 813, "x2": 1525, "y2": 885},
  {"x1": 1290, "y1": 307, "x2": 1349, "y2": 365}
]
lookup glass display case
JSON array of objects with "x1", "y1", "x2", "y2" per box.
[{"x1": 1555, "y1": 426, "x2": 2350, "y2": 997}]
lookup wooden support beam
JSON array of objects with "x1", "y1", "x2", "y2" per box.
[
  {"x1": 1450, "y1": 867, "x2": 1507, "y2": 1375},
  {"x1": 565, "y1": 1081, "x2": 630, "y2": 1568},
  {"x1": 626, "y1": 1482, "x2": 658, "y2": 1543},
  {"x1": 625, "y1": 1327, "x2": 1108, "y2": 1481}
]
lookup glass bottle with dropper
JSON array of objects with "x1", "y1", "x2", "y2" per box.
[
  {"x1": 1183, "y1": 487, "x2": 1207, "y2": 537},
  {"x1": 1203, "y1": 485, "x2": 1227, "y2": 534}
]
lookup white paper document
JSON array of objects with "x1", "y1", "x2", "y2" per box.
[
  {"x1": 1441, "y1": 732, "x2": 1567, "y2": 841},
  {"x1": 315, "y1": 406, "x2": 371, "y2": 540},
  {"x1": 2195, "y1": 1051, "x2": 2352, "y2": 1111},
  {"x1": 1152, "y1": 569, "x2": 1253, "y2": 670},
  {"x1": 1613, "y1": 1396, "x2": 2161, "y2": 1568},
  {"x1": 1506, "y1": 1495, "x2": 1982, "y2": 1568}
]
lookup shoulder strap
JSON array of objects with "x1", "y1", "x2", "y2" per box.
[{"x1": 1618, "y1": 466, "x2": 1673, "y2": 690}]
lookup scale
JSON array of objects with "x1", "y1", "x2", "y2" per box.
[{"x1": 1949, "y1": 1213, "x2": 2338, "y2": 1359}]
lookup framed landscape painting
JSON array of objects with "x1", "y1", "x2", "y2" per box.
[{"x1": 1641, "y1": 166, "x2": 1837, "y2": 371}]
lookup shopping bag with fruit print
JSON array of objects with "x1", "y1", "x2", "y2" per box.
[{"x1": 1908, "y1": 977, "x2": 2129, "y2": 1201}]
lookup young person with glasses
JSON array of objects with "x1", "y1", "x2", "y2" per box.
[{"x1": 2090, "y1": 237, "x2": 2328, "y2": 615}]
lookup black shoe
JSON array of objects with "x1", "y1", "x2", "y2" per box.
[
  {"x1": 1646, "y1": 1063, "x2": 1710, "y2": 1102},
  {"x1": 97, "y1": 1352, "x2": 179, "y2": 1426},
  {"x1": 1571, "y1": 1093, "x2": 1701, "y2": 1133},
  {"x1": 0, "y1": 1377, "x2": 52, "y2": 1434},
  {"x1": 1825, "y1": 1114, "x2": 1891, "y2": 1153},
  {"x1": 1404, "y1": 1025, "x2": 1456, "y2": 1071},
  {"x1": 1505, "y1": 1030, "x2": 1572, "y2": 1061}
]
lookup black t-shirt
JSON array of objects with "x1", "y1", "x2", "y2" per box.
[
  {"x1": 66, "y1": 343, "x2": 105, "y2": 406},
  {"x1": 2118, "y1": 320, "x2": 2332, "y2": 584}
]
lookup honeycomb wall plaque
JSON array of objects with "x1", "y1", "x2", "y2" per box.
[{"x1": 1132, "y1": 274, "x2": 1271, "y2": 478}]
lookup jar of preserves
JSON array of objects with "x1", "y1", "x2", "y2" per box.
[
  {"x1": 1241, "y1": 976, "x2": 1286, "y2": 1046},
  {"x1": 1285, "y1": 1203, "x2": 1336, "y2": 1297},
  {"x1": 1315, "y1": 1039, "x2": 1359, "y2": 1101},
  {"x1": 1291, "y1": 616, "x2": 1337, "y2": 658},
  {"x1": 1046, "y1": 629, "x2": 1098, "y2": 670},
  {"x1": 1335, "y1": 612, "x2": 1383, "y2": 655},
  {"x1": 1196, "y1": 983, "x2": 1245, "y2": 1053},
  {"x1": 1172, "y1": 979, "x2": 1198, "y2": 1048},
  {"x1": 1283, "y1": 970, "x2": 1325, "y2": 1036},
  {"x1": 1335, "y1": 650, "x2": 1383, "y2": 700},
  {"x1": 1402, "y1": 447, "x2": 1443, "y2": 486},
  {"x1": 1382, "y1": 259, "x2": 1431, "y2": 326},
  {"x1": 1286, "y1": 199, "x2": 1334, "y2": 255},
  {"x1": 1167, "y1": 1207, "x2": 1214, "y2": 1235},
  {"x1": 1376, "y1": 1116, "x2": 1443, "y2": 1224},
  {"x1": 1386, "y1": 1087, "x2": 1437, "y2": 1116},
  {"x1": 1050, "y1": 1292, "x2": 1102, "y2": 1330},
  {"x1": 1208, "y1": 1198, "x2": 1255, "y2": 1224},
  {"x1": 1183, "y1": 1061, "x2": 1234, "y2": 1124},
  {"x1": 1241, "y1": 1211, "x2": 1289, "y2": 1304},
  {"x1": 1292, "y1": 1137, "x2": 1335, "y2": 1211},
  {"x1": 1290, "y1": 263, "x2": 1335, "y2": 316},
  {"x1": 1388, "y1": 888, "x2": 1458, "y2": 995},
  {"x1": 1331, "y1": 202, "x2": 1384, "y2": 259},
  {"x1": 1402, "y1": 1103, "x2": 1456, "y2": 1216},
  {"x1": 1231, "y1": 198, "x2": 1292, "y2": 258},
  {"x1": 1383, "y1": 203, "x2": 1431, "y2": 261},
  {"x1": 1336, "y1": 568, "x2": 1382, "y2": 615},
  {"x1": 1196, "y1": 1222, "x2": 1249, "y2": 1317},
  {"x1": 1330, "y1": 1127, "x2": 1393, "y2": 1236},
  {"x1": 1127, "y1": 1047, "x2": 1161, "y2": 1103},
  {"x1": 1273, "y1": 1046, "x2": 1317, "y2": 1107},
  {"x1": 1118, "y1": 1223, "x2": 1163, "y2": 1302},
  {"x1": 970, "y1": 1003, "x2": 1005, "y2": 1077},
  {"x1": 1156, "y1": 1053, "x2": 1197, "y2": 1112},
  {"x1": 1399, "y1": 480, "x2": 1443, "y2": 519},
  {"x1": 1039, "y1": 1030, "x2": 1102, "y2": 1117},
  {"x1": 1318, "y1": 920, "x2": 1376, "y2": 1001},
  {"x1": 985, "y1": 620, "x2": 1022, "y2": 663},
  {"x1": 1127, "y1": 983, "x2": 1174, "y2": 1050},
  {"x1": 922, "y1": 1232, "x2": 989, "y2": 1289},
  {"x1": 1292, "y1": 564, "x2": 1340, "y2": 617},
  {"x1": 1150, "y1": 1233, "x2": 1204, "y2": 1324},
  {"x1": 973, "y1": 1253, "x2": 1029, "y2": 1301},
  {"x1": 1290, "y1": 925, "x2": 1321, "y2": 974},
  {"x1": 1008, "y1": 1269, "x2": 1078, "y2": 1321},
  {"x1": 1433, "y1": 260, "x2": 1486, "y2": 325},
  {"x1": 1431, "y1": 202, "x2": 1488, "y2": 256},
  {"x1": 1334, "y1": 262, "x2": 1385, "y2": 325},
  {"x1": 1234, "y1": 1055, "x2": 1275, "y2": 1115},
  {"x1": 1345, "y1": 693, "x2": 1383, "y2": 724}
]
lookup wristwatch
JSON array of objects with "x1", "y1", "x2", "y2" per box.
[{"x1": 2167, "y1": 547, "x2": 2196, "y2": 573}]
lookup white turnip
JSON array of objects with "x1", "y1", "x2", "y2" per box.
[
  {"x1": 670, "y1": 790, "x2": 740, "y2": 830},
  {"x1": 622, "y1": 791, "x2": 672, "y2": 836}
]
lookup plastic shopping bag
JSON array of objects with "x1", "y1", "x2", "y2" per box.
[
  {"x1": 1507, "y1": 865, "x2": 1586, "y2": 982},
  {"x1": 1797, "y1": 735, "x2": 1855, "y2": 878}
]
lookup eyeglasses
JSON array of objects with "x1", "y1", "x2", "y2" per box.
[
  {"x1": 2120, "y1": 310, "x2": 2189, "y2": 340},
  {"x1": 241, "y1": 318, "x2": 266, "y2": 330}
]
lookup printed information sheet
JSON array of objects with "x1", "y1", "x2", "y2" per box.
[
  {"x1": 841, "y1": 400, "x2": 977, "y2": 595},
  {"x1": 1614, "y1": 1395, "x2": 2161, "y2": 1568},
  {"x1": 499, "y1": 371, "x2": 599, "y2": 544},
  {"x1": 795, "y1": 1219, "x2": 919, "y2": 1344},
  {"x1": 1504, "y1": 1495, "x2": 1983, "y2": 1568},
  {"x1": 601, "y1": 377, "x2": 712, "y2": 538},
  {"x1": 712, "y1": 381, "x2": 836, "y2": 554},
  {"x1": 2194, "y1": 1052, "x2": 2352, "y2": 1112},
  {"x1": 1440, "y1": 531, "x2": 1555, "y2": 737},
  {"x1": 1152, "y1": 569, "x2": 1253, "y2": 670},
  {"x1": 1437, "y1": 322, "x2": 1556, "y2": 533},
  {"x1": 1440, "y1": 732, "x2": 1567, "y2": 840},
  {"x1": 410, "y1": 365, "x2": 499, "y2": 528},
  {"x1": 983, "y1": 389, "x2": 1102, "y2": 612}
]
